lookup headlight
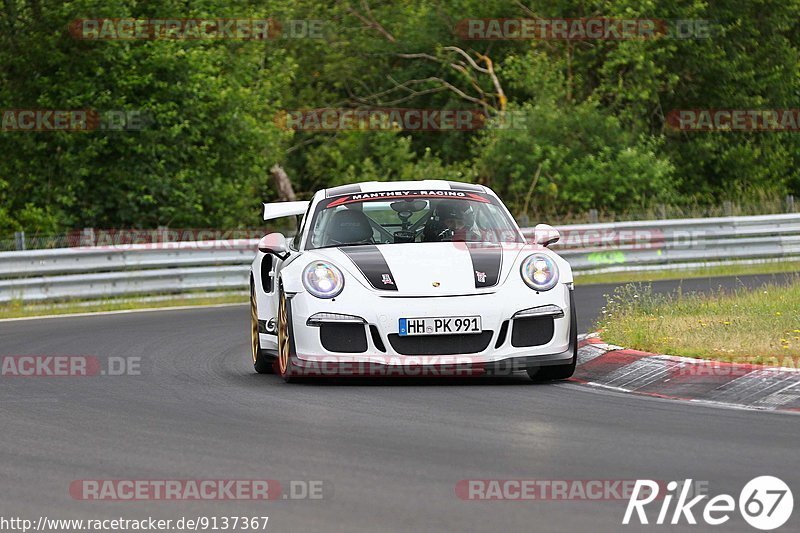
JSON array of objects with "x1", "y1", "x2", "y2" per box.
[
  {"x1": 302, "y1": 261, "x2": 345, "y2": 298},
  {"x1": 520, "y1": 254, "x2": 559, "y2": 291}
]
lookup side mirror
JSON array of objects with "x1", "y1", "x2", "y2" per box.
[
  {"x1": 258, "y1": 233, "x2": 289, "y2": 259},
  {"x1": 533, "y1": 224, "x2": 560, "y2": 247}
]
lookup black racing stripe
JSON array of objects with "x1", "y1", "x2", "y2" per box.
[
  {"x1": 340, "y1": 245, "x2": 398, "y2": 291},
  {"x1": 446, "y1": 181, "x2": 484, "y2": 192},
  {"x1": 466, "y1": 244, "x2": 502, "y2": 288},
  {"x1": 326, "y1": 183, "x2": 362, "y2": 197}
]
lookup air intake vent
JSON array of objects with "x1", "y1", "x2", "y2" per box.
[
  {"x1": 511, "y1": 317, "x2": 554, "y2": 347},
  {"x1": 495, "y1": 320, "x2": 509, "y2": 348},
  {"x1": 370, "y1": 325, "x2": 386, "y2": 352},
  {"x1": 320, "y1": 323, "x2": 368, "y2": 353}
]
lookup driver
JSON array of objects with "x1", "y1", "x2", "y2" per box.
[{"x1": 423, "y1": 200, "x2": 481, "y2": 242}]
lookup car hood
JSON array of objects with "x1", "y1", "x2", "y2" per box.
[{"x1": 309, "y1": 242, "x2": 531, "y2": 296}]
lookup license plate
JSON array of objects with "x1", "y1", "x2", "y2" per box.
[{"x1": 398, "y1": 316, "x2": 482, "y2": 336}]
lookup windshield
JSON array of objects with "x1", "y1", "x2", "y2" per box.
[{"x1": 305, "y1": 190, "x2": 524, "y2": 249}]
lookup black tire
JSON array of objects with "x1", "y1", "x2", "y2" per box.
[
  {"x1": 527, "y1": 296, "x2": 578, "y2": 381},
  {"x1": 277, "y1": 285, "x2": 300, "y2": 383},
  {"x1": 251, "y1": 279, "x2": 276, "y2": 374}
]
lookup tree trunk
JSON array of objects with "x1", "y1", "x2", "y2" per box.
[{"x1": 270, "y1": 164, "x2": 297, "y2": 202}]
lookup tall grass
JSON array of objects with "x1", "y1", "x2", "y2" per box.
[{"x1": 597, "y1": 278, "x2": 800, "y2": 366}]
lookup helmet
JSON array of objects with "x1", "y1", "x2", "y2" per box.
[{"x1": 434, "y1": 200, "x2": 475, "y2": 228}]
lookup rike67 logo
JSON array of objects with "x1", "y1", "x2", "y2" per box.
[{"x1": 624, "y1": 476, "x2": 793, "y2": 530}]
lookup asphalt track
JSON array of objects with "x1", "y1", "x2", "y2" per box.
[{"x1": 1, "y1": 273, "x2": 797, "y2": 533}]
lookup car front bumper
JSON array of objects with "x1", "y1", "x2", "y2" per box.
[{"x1": 268, "y1": 281, "x2": 575, "y2": 375}]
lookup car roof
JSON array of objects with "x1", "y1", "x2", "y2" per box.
[{"x1": 323, "y1": 180, "x2": 488, "y2": 198}]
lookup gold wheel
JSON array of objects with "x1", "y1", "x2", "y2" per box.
[
  {"x1": 278, "y1": 290, "x2": 290, "y2": 375},
  {"x1": 250, "y1": 287, "x2": 260, "y2": 364}
]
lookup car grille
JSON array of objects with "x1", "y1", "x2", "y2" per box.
[{"x1": 387, "y1": 331, "x2": 493, "y2": 355}]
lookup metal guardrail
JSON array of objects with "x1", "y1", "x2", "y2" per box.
[
  {"x1": 1, "y1": 214, "x2": 798, "y2": 303},
  {"x1": 0, "y1": 241, "x2": 258, "y2": 303},
  {"x1": 530, "y1": 213, "x2": 800, "y2": 272}
]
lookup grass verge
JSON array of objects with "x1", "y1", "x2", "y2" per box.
[
  {"x1": 574, "y1": 260, "x2": 800, "y2": 285},
  {"x1": 597, "y1": 278, "x2": 800, "y2": 366},
  {"x1": 0, "y1": 292, "x2": 247, "y2": 320}
]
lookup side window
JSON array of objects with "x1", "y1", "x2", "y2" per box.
[
  {"x1": 292, "y1": 217, "x2": 303, "y2": 249},
  {"x1": 310, "y1": 208, "x2": 333, "y2": 248},
  {"x1": 292, "y1": 200, "x2": 314, "y2": 250}
]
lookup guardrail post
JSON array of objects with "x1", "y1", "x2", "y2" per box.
[
  {"x1": 81, "y1": 227, "x2": 95, "y2": 247},
  {"x1": 14, "y1": 231, "x2": 25, "y2": 251},
  {"x1": 157, "y1": 225, "x2": 168, "y2": 244},
  {"x1": 723, "y1": 201, "x2": 733, "y2": 216},
  {"x1": 786, "y1": 195, "x2": 795, "y2": 213},
  {"x1": 588, "y1": 209, "x2": 599, "y2": 223}
]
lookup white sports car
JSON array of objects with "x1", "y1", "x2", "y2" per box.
[{"x1": 249, "y1": 180, "x2": 577, "y2": 382}]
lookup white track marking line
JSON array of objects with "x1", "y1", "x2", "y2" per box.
[
  {"x1": 0, "y1": 302, "x2": 247, "y2": 322},
  {"x1": 579, "y1": 381, "x2": 800, "y2": 414}
]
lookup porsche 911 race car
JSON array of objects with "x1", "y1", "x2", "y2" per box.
[{"x1": 249, "y1": 180, "x2": 577, "y2": 382}]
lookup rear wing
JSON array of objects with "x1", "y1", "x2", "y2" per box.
[{"x1": 263, "y1": 201, "x2": 309, "y2": 221}]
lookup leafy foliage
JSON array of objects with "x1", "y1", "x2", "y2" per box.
[{"x1": 1, "y1": 0, "x2": 798, "y2": 234}]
